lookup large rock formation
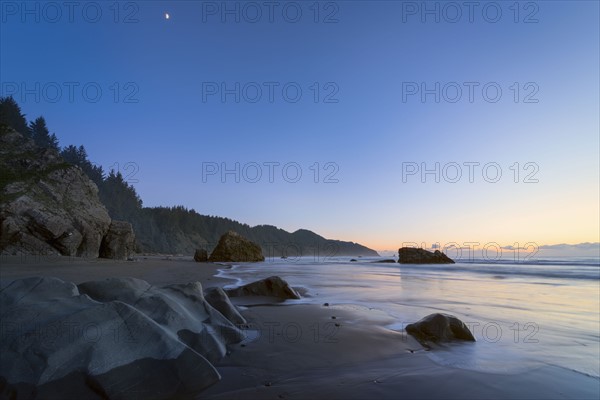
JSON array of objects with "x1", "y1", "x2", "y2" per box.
[
  {"x1": 194, "y1": 248, "x2": 208, "y2": 262},
  {"x1": 398, "y1": 247, "x2": 455, "y2": 264},
  {"x1": 0, "y1": 129, "x2": 132, "y2": 259},
  {"x1": 226, "y1": 275, "x2": 301, "y2": 300},
  {"x1": 405, "y1": 313, "x2": 476, "y2": 347},
  {"x1": 208, "y1": 231, "x2": 265, "y2": 262},
  {"x1": 99, "y1": 220, "x2": 136, "y2": 260},
  {"x1": 0, "y1": 276, "x2": 245, "y2": 399}
]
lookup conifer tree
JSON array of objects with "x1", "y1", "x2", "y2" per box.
[
  {"x1": 0, "y1": 96, "x2": 30, "y2": 136},
  {"x1": 29, "y1": 116, "x2": 59, "y2": 151}
]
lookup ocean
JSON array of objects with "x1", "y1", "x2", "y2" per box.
[{"x1": 217, "y1": 255, "x2": 600, "y2": 379}]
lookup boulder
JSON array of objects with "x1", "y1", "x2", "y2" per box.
[
  {"x1": 208, "y1": 231, "x2": 264, "y2": 262},
  {"x1": 0, "y1": 129, "x2": 112, "y2": 257},
  {"x1": 405, "y1": 313, "x2": 476, "y2": 347},
  {"x1": 371, "y1": 259, "x2": 396, "y2": 263},
  {"x1": 99, "y1": 220, "x2": 136, "y2": 260},
  {"x1": 194, "y1": 248, "x2": 208, "y2": 262},
  {"x1": 0, "y1": 276, "x2": 245, "y2": 399},
  {"x1": 398, "y1": 247, "x2": 455, "y2": 264},
  {"x1": 226, "y1": 276, "x2": 301, "y2": 300},
  {"x1": 77, "y1": 278, "x2": 244, "y2": 362},
  {"x1": 204, "y1": 287, "x2": 246, "y2": 325}
]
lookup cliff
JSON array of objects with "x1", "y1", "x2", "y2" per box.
[{"x1": 0, "y1": 128, "x2": 133, "y2": 259}]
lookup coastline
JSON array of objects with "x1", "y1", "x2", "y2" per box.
[
  {"x1": 204, "y1": 304, "x2": 599, "y2": 400},
  {"x1": 1, "y1": 257, "x2": 598, "y2": 399},
  {"x1": 0, "y1": 255, "x2": 233, "y2": 287}
]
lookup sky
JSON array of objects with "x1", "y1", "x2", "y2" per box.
[{"x1": 1, "y1": 0, "x2": 599, "y2": 252}]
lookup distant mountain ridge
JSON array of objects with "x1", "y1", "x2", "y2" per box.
[{"x1": 133, "y1": 207, "x2": 379, "y2": 257}]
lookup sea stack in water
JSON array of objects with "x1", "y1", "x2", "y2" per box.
[
  {"x1": 209, "y1": 231, "x2": 264, "y2": 262},
  {"x1": 405, "y1": 313, "x2": 476, "y2": 347},
  {"x1": 398, "y1": 247, "x2": 455, "y2": 264}
]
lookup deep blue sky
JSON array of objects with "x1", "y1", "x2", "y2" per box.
[{"x1": 2, "y1": 1, "x2": 598, "y2": 251}]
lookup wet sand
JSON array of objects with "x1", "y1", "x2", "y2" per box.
[
  {"x1": 0, "y1": 255, "x2": 231, "y2": 287},
  {"x1": 1, "y1": 256, "x2": 598, "y2": 399},
  {"x1": 203, "y1": 303, "x2": 599, "y2": 400}
]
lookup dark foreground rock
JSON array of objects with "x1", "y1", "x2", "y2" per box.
[
  {"x1": 0, "y1": 276, "x2": 244, "y2": 399},
  {"x1": 204, "y1": 287, "x2": 247, "y2": 324},
  {"x1": 99, "y1": 220, "x2": 135, "y2": 260},
  {"x1": 194, "y1": 248, "x2": 209, "y2": 262},
  {"x1": 372, "y1": 259, "x2": 396, "y2": 263},
  {"x1": 405, "y1": 313, "x2": 476, "y2": 347},
  {"x1": 209, "y1": 231, "x2": 264, "y2": 262},
  {"x1": 226, "y1": 276, "x2": 301, "y2": 300},
  {"x1": 398, "y1": 248, "x2": 455, "y2": 264}
]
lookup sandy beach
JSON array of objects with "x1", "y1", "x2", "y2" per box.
[
  {"x1": 1, "y1": 256, "x2": 598, "y2": 399},
  {"x1": 203, "y1": 305, "x2": 599, "y2": 400},
  {"x1": 0, "y1": 255, "x2": 230, "y2": 287}
]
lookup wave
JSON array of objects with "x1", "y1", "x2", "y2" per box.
[
  {"x1": 270, "y1": 256, "x2": 600, "y2": 281},
  {"x1": 461, "y1": 257, "x2": 600, "y2": 267},
  {"x1": 395, "y1": 263, "x2": 600, "y2": 281},
  {"x1": 304, "y1": 255, "x2": 599, "y2": 281}
]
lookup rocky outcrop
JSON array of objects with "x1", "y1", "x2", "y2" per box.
[
  {"x1": 194, "y1": 248, "x2": 208, "y2": 262},
  {"x1": 0, "y1": 129, "x2": 133, "y2": 259},
  {"x1": 204, "y1": 287, "x2": 247, "y2": 325},
  {"x1": 398, "y1": 247, "x2": 455, "y2": 264},
  {"x1": 405, "y1": 313, "x2": 476, "y2": 347},
  {"x1": 0, "y1": 276, "x2": 244, "y2": 399},
  {"x1": 99, "y1": 220, "x2": 135, "y2": 260},
  {"x1": 208, "y1": 231, "x2": 264, "y2": 262},
  {"x1": 226, "y1": 276, "x2": 301, "y2": 300}
]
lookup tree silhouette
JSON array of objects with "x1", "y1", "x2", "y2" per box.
[
  {"x1": 100, "y1": 170, "x2": 143, "y2": 222},
  {"x1": 0, "y1": 96, "x2": 30, "y2": 136},
  {"x1": 29, "y1": 117, "x2": 59, "y2": 151},
  {"x1": 61, "y1": 145, "x2": 104, "y2": 187}
]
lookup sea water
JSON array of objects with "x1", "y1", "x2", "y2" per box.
[{"x1": 217, "y1": 255, "x2": 600, "y2": 379}]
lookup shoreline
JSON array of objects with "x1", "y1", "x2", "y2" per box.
[
  {"x1": 1, "y1": 257, "x2": 598, "y2": 399},
  {"x1": 0, "y1": 255, "x2": 234, "y2": 288},
  {"x1": 205, "y1": 302, "x2": 600, "y2": 400}
]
